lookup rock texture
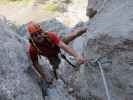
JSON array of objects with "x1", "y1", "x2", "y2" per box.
[
  {"x1": 0, "y1": 17, "x2": 76, "y2": 100},
  {"x1": 0, "y1": 0, "x2": 133, "y2": 100},
  {"x1": 0, "y1": 17, "x2": 44, "y2": 100},
  {"x1": 60, "y1": 0, "x2": 133, "y2": 100}
]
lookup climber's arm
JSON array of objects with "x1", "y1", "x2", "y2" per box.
[
  {"x1": 47, "y1": 32, "x2": 85, "y2": 64},
  {"x1": 31, "y1": 58, "x2": 46, "y2": 80},
  {"x1": 58, "y1": 41, "x2": 83, "y2": 63},
  {"x1": 29, "y1": 45, "x2": 46, "y2": 80}
]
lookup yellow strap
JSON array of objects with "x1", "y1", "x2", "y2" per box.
[
  {"x1": 30, "y1": 32, "x2": 52, "y2": 54},
  {"x1": 30, "y1": 38, "x2": 42, "y2": 53},
  {"x1": 43, "y1": 32, "x2": 52, "y2": 43}
]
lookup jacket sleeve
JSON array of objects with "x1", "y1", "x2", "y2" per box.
[{"x1": 48, "y1": 32, "x2": 61, "y2": 45}]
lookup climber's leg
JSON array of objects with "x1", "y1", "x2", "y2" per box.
[{"x1": 48, "y1": 55, "x2": 61, "y2": 80}]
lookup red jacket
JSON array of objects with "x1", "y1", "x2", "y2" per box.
[{"x1": 29, "y1": 32, "x2": 61, "y2": 61}]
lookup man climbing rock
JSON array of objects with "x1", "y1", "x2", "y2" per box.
[{"x1": 27, "y1": 21, "x2": 87, "y2": 83}]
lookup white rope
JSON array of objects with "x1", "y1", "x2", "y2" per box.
[{"x1": 97, "y1": 61, "x2": 111, "y2": 100}]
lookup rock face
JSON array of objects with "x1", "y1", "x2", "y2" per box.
[
  {"x1": 0, "y1": 18, "x2": 44, "y2": 100},
  {"x1": 82, "y1": 35, "x2": 133, "y2": 100},
  {"x1": 0, "y1": 0, "x2": 133, "y2": 100},
  {"x1": 56, "y1": 0, "x2": 88, "y2": 27},
  {"x1": 40, "y1": 18, "x2": 69, "y2": 36},
  {"x1": 61, "y1": 0, "x2": 133, "y2": 100},
  {"x1": 0, "y1": 17, "x2": 75, "y2": 100}
]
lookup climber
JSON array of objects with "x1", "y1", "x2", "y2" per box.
[{"x1": 27, "y1": 21, "x2": 87, "y2": 83}]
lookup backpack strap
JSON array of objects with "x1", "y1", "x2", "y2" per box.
[
  {"x1": 29, "y1": 37, "x2": 42, "y2": 53},
  {"x1": 29, "y1": 32, "x2": 58, "y2": 54},
  {"x1": 43, "y1": 32, "x2": 52, "y2": 45}
]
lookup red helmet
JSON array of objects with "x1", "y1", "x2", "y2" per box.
[{"x1": 27, "y1": 21, "x2": 42, "y2": 35}]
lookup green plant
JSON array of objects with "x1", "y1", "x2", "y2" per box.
[{"x1": 44, "y1": 3, "x2": 59, "y2": 12}]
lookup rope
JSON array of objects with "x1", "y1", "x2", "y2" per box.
[
  {"x1": 97, "y1": 60, "x2": 111, "y2": 100},
  {"x1": 90, "y1": 56, "x2": 112, "y2": 100}
]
